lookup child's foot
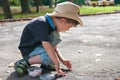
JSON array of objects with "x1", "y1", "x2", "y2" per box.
[{"x1": 14, "y1": 59, "x2": 29, "y2": 75}]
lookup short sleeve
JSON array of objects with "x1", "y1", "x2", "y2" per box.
[{"x1": 48, "y1": 31, "x2": 61, "y2": 46}]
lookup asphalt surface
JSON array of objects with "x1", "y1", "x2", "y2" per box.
[{"x1": 0, "y1": 13, "x2": 120, "y2": 80}]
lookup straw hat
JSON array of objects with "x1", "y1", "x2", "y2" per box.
[{"x1": 47, "y1": 1, "x2": 83, "y2": 26}]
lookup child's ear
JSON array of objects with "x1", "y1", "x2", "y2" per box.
[{"x1": 60, "y1": 18, "x2": 66, "y2": 24}]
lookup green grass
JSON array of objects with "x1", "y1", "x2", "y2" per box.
[
  {"x1": 0, "y1": 5, "x2": 120, "y2": 20},
  {"x1": 0, "y1": 6, "x2": 54, "y2": 19},
  {"x1": 80, "y1": 6, "x2": 120, "y2": 14},
  {"x1": 13, "y1": 8, "x2": 54, "y2": 19}
]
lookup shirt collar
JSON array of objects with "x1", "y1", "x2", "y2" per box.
[{"x1": 45, "y1": 14, "x2": 55, "y2": 30}]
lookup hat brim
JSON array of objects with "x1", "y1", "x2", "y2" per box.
[{"x1": 47, "y1": 12, "x2": 83, "y2": 26}]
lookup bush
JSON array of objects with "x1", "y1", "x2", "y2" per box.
[{"x1": 9, "y1": 0, "x2": 20, "y2": 6}]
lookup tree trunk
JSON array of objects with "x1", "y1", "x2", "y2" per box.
[
  {"x1": 39, "y1": 0, "x2": 43, "y2": 6},
  {"x1": 49, "y1": 0, "x2": 53, "y2": 8},
  {"x1": 67, "y1": 0, "x2": 74, "y2": 2},
  {"x1": 20, "y1": 0, "x2": 31, "y2": 14},
  {"x1": 54, "y1": 0, "x2": 57, "y2": 7},
  {"x1": 1, "y1": 0, "x2": 13, "y2": 19},
  {"x1": 34, "y1": 0, "x2": 43, "y2": 13}
]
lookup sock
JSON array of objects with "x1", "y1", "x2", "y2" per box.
[
  {"x1": 24, "y1": 57, "x2": 31, "y2": 66},
  {"x1": 26, "y1": 60, "x2": 31, "y2": 66}
]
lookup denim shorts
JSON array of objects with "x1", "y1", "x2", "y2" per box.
[
  {"x1": 29, "y1": 31, "x2": 61, "y2": 65},
  {"x1": 29, "y1": 45, "x2": 53, "y2": 66}
]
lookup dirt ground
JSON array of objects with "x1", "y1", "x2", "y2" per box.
[{"x1": 0, "y1": 13, "x2": 120, "y2": 80}]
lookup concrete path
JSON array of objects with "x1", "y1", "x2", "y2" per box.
[{"x1": 0, "y1": 13, "x2": 120, "y2": 80}]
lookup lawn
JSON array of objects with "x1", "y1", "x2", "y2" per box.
[
  {"x1": 0, "y1": 5, "x2": 120, "y2": 20},
  {"x1": 80, "y1": 6, "x2": 120, "y2": 15}
]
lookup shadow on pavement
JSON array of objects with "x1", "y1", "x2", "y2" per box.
[
  {"x1": 6, "y1": 71, "x2": 39, "y2": 80},
  {"x1": 6, "y1": 69, "x2": 71, "y2": 80}
]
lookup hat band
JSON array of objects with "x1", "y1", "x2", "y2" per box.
[{"x1": 54, "y1": 10, "x2": 78, "y2": 16}]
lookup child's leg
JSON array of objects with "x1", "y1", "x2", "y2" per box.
[
  {"x1": 28, "y1": 45, "x2": 54, "y2": 66},
  {"x1": 29, "y1": 54, "x2": 56, "y2": 71},
  {"x1": 28, "y1": 55, "x2": 42, "y2": 64}
]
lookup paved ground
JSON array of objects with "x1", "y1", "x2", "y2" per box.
[{"x1": 0, "y1": 13, "x2": 120, "y2": 80}]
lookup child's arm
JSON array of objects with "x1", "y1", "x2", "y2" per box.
[
  {"x1": 55, "y1": 46, "x2": 72, "y2": 70},
  {"x1": 42, "y1": 41, "x2": 65, "y2": 76}
]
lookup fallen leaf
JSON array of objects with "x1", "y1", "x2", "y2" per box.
[
  {"x1": 96, "y1": 59, "x2": 101, "y2": 62},
  {"x1": 79, "y1": 74, "x2": 86, "y2": 76},
  {"x1": 78, "y1": 50, "x2": 83, "y2": 53},
  {"x1": 105, "y1": 44, "x2": 110, "y2": 47},
  {"x1": 8, "y1": 63, "x2": 14, "y2": 68},
  {"x1": 95, "y1": 54, "x2": 102, "y2": 57},
  {"x1": 112, "y1": 37, "x2": 116, "y2": 40},
  {"x1": 5, "y1": 70, "x2": 10, "y2": 73},
  {"x1": 17, "y1": 50, "x2": 21, "y2": 54},
  {"x1": 82, "y1": 39, "x2": 88, "y2": 43},
  {"x1": 79, "y1": 39, "x2": 88, "y2": 43},
  {"x1": 95, "y1": 35, "x2": 104, "y2": 39}
]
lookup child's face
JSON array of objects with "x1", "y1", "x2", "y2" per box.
[{"x1": 56, "y1": 18, "x2": 76, "y2": 32}]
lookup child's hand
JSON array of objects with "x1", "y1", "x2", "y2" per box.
[
  {"x1": 57, "y1": 69, "x2": 66, "y2": 76},
  {"x1": 55, "y1": 64, "x2": 66, "y2": 76},
  {"x1": 62, "y1": 59, "x2": 72, "y2": 70}
]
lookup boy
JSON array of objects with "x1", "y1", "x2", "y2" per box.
[{"x1": 14, "y1": 1, "x2": 83, "y2": 76}]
